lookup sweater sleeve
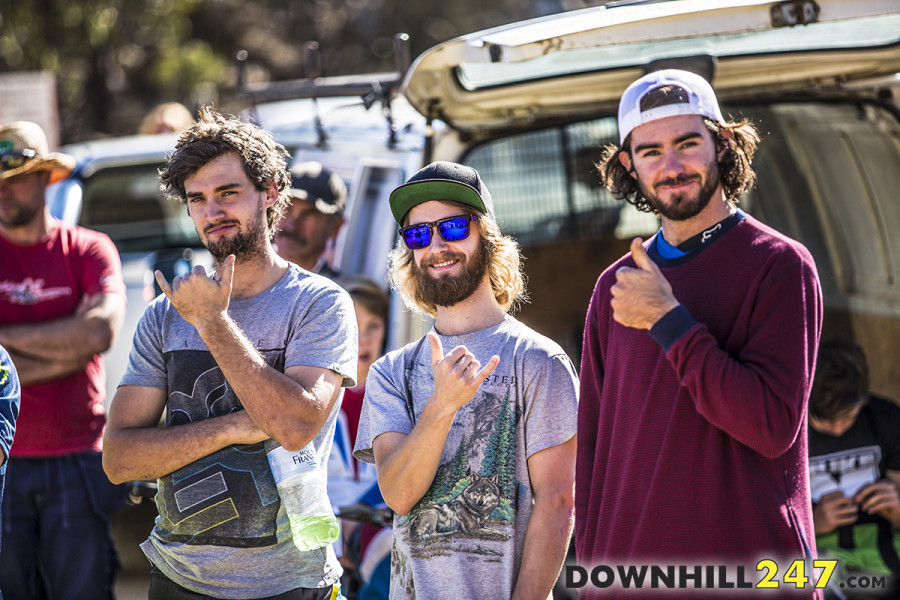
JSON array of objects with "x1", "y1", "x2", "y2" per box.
[
  {"x1": 665, "y1": 258, "x2": 822, "y2": 458},
  {"x1": 575, "y1": 280, "x2": 605, "y2": 557}
]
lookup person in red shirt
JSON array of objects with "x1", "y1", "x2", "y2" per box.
[{"x1": 0, "y1": 121, "x2": 126, "y2": 598}]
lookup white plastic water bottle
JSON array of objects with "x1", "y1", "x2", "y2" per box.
[{"x1": 265, "y1": 438, "x2": 340, "y2": 551}]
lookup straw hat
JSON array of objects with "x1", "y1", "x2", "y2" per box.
[{"x1": 0, "y1": 121, "x2": 75, "y2": 184}]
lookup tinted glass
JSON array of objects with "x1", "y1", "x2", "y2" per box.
[{"x1": 77, "y1": 163, "x2": 199, "y2": 253}]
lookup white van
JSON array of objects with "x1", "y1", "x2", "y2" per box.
[{"x1": 388, "y1": 0, "x2": 900, "y2": 400}]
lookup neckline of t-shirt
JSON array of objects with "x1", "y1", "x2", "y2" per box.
[
  {"x1": 0, "y1": 218, "x2": 64, "y2": 248},
  {"x1": 432, "y1": 314, "x2": 514, "y2": 342},
  {"x1": 227, "y1": 263, "x2": 297, "y2": 306}
]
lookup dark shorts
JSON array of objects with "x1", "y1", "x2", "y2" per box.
[{"x1": 149, "y1": 565, "x2": 340, "y2": 600}]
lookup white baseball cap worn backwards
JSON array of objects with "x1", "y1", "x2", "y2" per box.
[{"x1": 617, "y1": 69, "x2": 725, "y2": 145}]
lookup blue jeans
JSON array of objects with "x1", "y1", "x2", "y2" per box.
[
  {"x1": 0, "y1": 452, "x2": 127, "y2": 600},
  {"x1": 357, "y1": 555, "x2": 389, "y2": 600}
]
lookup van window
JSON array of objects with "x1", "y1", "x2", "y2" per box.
[
  {"x1": 465, "y1": 117, "x2": 658, "y2": 248},
  {"x1": 464, "y1": 100, "x2": 900, "y2": 395},
  {"x1": 77, "y1": 163, "x2": 199, "y2": 254}
]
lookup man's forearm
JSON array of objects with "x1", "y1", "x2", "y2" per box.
[
  {"x1": 103, "y1": 411, "x2": 266, "y2": 484},
  {"x1": 512, "y1": 492, "x2": 575, "y2": 600},
  {"x1": 0, "y1": 293, "x2": 123, "y2": 362},
  {"x1": 373, "y1": 402, "x2": 458, "y2": 515},
  {"x1": 6, "y1": 349, "x2": 87, "y2": 386},
  {"x1": 194, "y1": 311, "x2": 337, "y2": 450}
]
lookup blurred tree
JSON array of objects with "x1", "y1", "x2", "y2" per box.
[
  {"x1": 0, "y1": 0, "x2": 564, "y2": 142},
  {"x1": 0, "y1": 0, "x2": 222, "y2": 140}
]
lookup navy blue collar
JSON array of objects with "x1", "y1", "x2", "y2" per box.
[{"x1": 651, "y1": 210, "x2": 746, "y2": 264}]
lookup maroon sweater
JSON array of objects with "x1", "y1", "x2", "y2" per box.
[{"x1": 576, "y1": 215, "x2": 823, "y2": 597}]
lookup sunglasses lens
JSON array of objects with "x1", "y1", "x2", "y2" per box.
[
  {"x1": 400, "y1": 225, "x2": 432, "y2": 250},
  {"x1": 438, "y1": 217, "x2": 471, "y2": 243},
  {"x1": 1, "y1": 157, "x2": 23, "y2": 170},
  {"x1": 0, "y1": 151, "x2": 33, "y2": 171}
]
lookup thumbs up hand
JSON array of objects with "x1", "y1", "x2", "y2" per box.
[{"x1": 610, "y1": 238, "x2": 679, "y2": 330}]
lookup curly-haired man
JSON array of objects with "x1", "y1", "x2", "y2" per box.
[
  {"x1": 576, "y1": 70, "x2": 824, "y2": 598},
  {"x1": 353, "y1": 161, "x2": 579, "y2": 600},
  {"x1": 103, "y1": 106, "x2": 357, "y2": 599}
]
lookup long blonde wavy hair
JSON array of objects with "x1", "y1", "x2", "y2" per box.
[{"x1": 388, "y1": 201, "x2": 527, "y2": 317}]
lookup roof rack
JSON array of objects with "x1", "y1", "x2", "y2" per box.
[
  {"x1": 236, "y1": 34, "x2": 410, "y2": 104},
  {"x1": 236, "y1": 34, "x2": 412, "y2": 148}
]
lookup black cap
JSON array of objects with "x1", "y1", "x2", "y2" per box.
[
  {"x1": 389, "y1": 161, "x2": 495, "y2": 224},
  {"x1": 287, "y1": 161, "x2": 347, "y2": 215}
]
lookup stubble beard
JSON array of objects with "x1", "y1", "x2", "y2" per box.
[
  {"x1": 0, "y1": 202, "x2": 41, "y2": 228},
  {"x1": 0, "y1": 185, "x2": 43, "y2": 229},
  {"x1": 412, "y1": 237, "x2": 491, "y2": 308},
  {"x1": 205, "y1": 207, "x2": 269, "y2": 264}
]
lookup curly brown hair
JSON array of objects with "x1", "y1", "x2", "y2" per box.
[
  {"x1": 388, "y1": 201, "x2": 527, "y2": 317},
  {"x1": 159, "y1": 105, "x2": 292, "y2": 239},
  {"x1": 597, "y1": 117, "x2": 761, "y2": 213}
]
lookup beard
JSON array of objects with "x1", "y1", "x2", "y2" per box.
[
  {"x1": 204, "y1": 207, "x2": 268, "y2": 263},
  {"x1": 640, "y1": 157, "x2": 720, "y2": 221},
  {"x1": 412, "y1": 237, "x2": 490, "y2": 308},
  {"x1": 0, "y1": 198, "x2": 42, "y2": 228}
]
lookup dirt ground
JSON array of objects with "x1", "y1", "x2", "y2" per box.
[{"x1": 112, "y1": 500, "x2": 155, "y2": 599}]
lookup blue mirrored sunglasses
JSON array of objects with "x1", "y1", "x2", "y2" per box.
[{"x1": 399, "y1": 214, "x2": 478, "y2": 250}]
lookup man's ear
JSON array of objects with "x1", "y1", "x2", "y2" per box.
[
  {"x1": 618, "y1": 150, "x2": 636, "y2": 180},
  {"x1": 264, "y1": 180, "x2": 279, "y2": 208},
  {"x1": 717, "y1": 128, "x2": 734, "y2": 161}
]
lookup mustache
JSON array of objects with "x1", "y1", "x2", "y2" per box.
[
  {"x1": 421, "y1": 252, "x2": 466, "y2": 269},
  {"x1": 276, "y1": 229, "x2": 307, "y2": 245},
  {"x1": 655, "y1": 175, "x2": 699, "y2": 189},
  {"x1": 204, "y1": 219, "x2": 241, "y2": 235}
]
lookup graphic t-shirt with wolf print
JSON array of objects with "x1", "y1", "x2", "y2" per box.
[
  {"x1": 354, "y1": 315, "x2": 578, "y2": 600},
  {"x1": 120, "y1": 264, "x2": 357, "y2": 599}
]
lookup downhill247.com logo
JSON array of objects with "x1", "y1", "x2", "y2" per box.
[{"x1": 564, "y1": 559, "x2": 882, "y2": 592}]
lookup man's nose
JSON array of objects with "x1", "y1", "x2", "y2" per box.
[
  {"x1": 279, "y1": 214, "x2": 296, "y2": 229},
  {"x1": 661, "y1": 149, "x2": 685, "y2": 174},
  {"x1": 429, "y1": 226, "x2": 449, "y2": 251},
  {"x1": 206, "y1": 197, "x2": 227, "y2": 219}
]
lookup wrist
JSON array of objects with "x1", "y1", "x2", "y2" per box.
[
  {"x1": 648, "y1": 304, "x2": 694, "y2": 351},
  {"x1": 420, "y1": 396, "x2": 460, "y2": 427},
  {"x1": 193, "y1": 310, "x2": 232, "y2": 338}
]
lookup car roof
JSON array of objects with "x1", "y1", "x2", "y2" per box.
[
  {"x1": 402, "y1": 0, "x2": 900, "y2": 131},
  {"x1": 61, "y1": 133, "x2": 179, "y2": 178}
]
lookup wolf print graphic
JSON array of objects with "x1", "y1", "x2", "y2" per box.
[
  {"x1": 410, "y1": 472, "x2": 509, "y2": 542},
  {"x1": 399, "y1": 388, "x2": 518, "y2": 552}
]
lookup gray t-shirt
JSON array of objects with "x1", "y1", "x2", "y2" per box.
[
  {"x1": 353, "y1": 315, "x2": 578, "y2": 600},
  {"x1": 120, "y1": 264, "x2": 357, "y2": 598}
]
